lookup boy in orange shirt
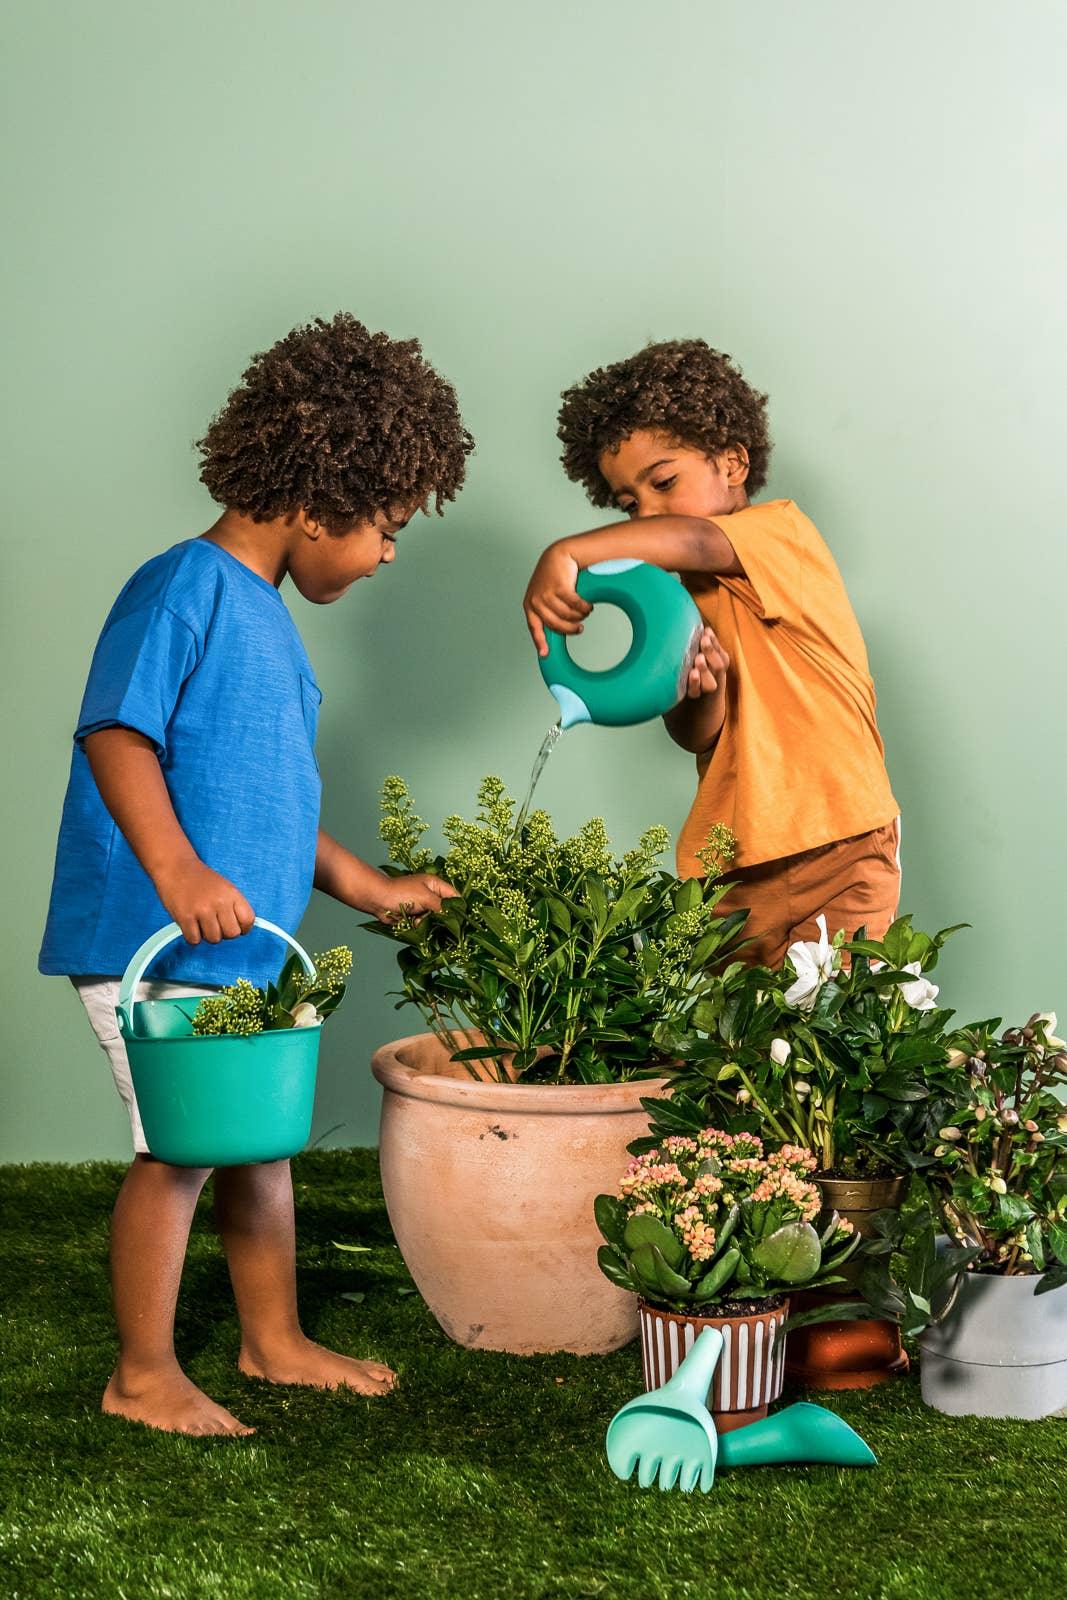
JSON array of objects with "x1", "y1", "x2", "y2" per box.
[{"x1": 523, "y1": 339, "x2": 900, "y2": 968}]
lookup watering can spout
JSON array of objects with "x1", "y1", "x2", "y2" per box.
[{"x1": 548, "y1": 684, "x2": 592, "y2": 730}]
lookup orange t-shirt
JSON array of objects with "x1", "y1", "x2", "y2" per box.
[{"x1": 677, "y1": 499, "x2": 899, "y2": 876}]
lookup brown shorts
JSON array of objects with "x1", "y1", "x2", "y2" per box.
[{"x1": 714, "y1": 819, "x2": 901, "y2": 971}]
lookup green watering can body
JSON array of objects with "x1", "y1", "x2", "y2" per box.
[
  {"x1": 117, "y1": 918, "x2": 321, "y2": 1168},
  {"x1": 539, "y1": 559, "x2": 704, "y2": 729}
]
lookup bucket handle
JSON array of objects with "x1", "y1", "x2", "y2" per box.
[{"x1": 116, "y1": 918, "x2": 317, "y2": 1034}]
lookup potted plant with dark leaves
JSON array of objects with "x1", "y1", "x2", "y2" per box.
[
  {"x1": 595, "y1": 1129, "x2": 860, "y2": 1429},
  {"x1": 363, "y1": 775, "x2": 746, "y2": 1356},
  {"x1": 903, "y1": 1013, "x2": 1067, "y2": 1417},
  {"x1": 636, "y1": 914, "x2": 964, "y2": 1387}
]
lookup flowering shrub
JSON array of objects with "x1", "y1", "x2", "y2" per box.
[
  {"x1": 638, "y1": 915, "x2": 964, "y2": 1177},
  {"x1": 916, "y1": 1013, "x2": 1067, "y2": 1285},
  {"x1": 366, "y1": 775, "x2": 746, "y2": 1084},
  {"x1": 594, "y1": 1129, "x2": 860, "y2": 1313},
  {"x1": 192, "y1": 947, "x2": 352, "y2": 1036}
]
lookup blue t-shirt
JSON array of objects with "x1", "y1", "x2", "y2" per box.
[{"x1": 39, "y1": 539, "x2": 323, "y2": 987}]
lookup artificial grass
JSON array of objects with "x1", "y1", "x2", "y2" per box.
[{"x1": 1, "y1": 1151, "x2": 1063, "y2": 1600}]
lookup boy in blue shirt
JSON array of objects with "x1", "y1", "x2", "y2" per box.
[{"x1": 40, "y1": 314, "x2": 473, "y2": 1435}]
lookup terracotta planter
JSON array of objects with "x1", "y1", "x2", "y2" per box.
[
  {"x1": 786, "y1": 1174, "x2": 910, "y2": 1391},
  {"x1": 920, "y1": 1259, "x2": 1067, "y2": 1419},
  {"x1": 371, "y1": 1032, "x2": 667, "y2": 1355},
  {"x1": 638, "y1": 1298, "x2": 789, "y2": 1432}
]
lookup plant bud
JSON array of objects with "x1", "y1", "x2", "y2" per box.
[
  {"x1": 1001, "y1": 1108, "x2": 1019, "y2": 1127},
  {"x1": 735, "y1": 1088, "x2": 751, "y2": 1104},
  {"x1": 770, "y1": 1038, "x2": 791, "y2": 1065},
  {"x1": 1031, "y1": 1131, "x2": 1045, "y2": 1143},
  {"x1": 934, "y1": 1144, "x2": 947, "y2": 1157},
  {"x1": 939, "y1": 1126, "x2": 963, "y2": 1141},
  {"x1": 1057, "y1": 1115, "x2": 1067, "y2": 1133},
  {"x1": 795, "y1": 1080, "x2": 812, "y2": 1098},
  {"x1": 989, "y1": 1175, "x2": 1008, "y2": 1195},
  {"x1": 1024, "y1": 1119, "x2": 1039, "y2": 1133},
  {"x1": 946, "y1": 1048, "x2": 969, "y2": 1068},
  {"x1": 974, "y1": 1105, "x2": 987, "y2": 1122}
]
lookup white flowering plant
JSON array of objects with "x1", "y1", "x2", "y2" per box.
[
  {"x1": 191, "y1": 947, "x2": 352, "y2": 1036},
  {"x1": 594, "y1": 1129, "x2": 861, "y2": 1314},
  {"x1": 365, "y1": 775, "x2": 747, "y2": 1084},
  {"x1": 910, "y1": 1013, "x2": 1067, "y2": 1286},
  {"x1": 635, "y1": 915, "x2": 965, "y2": 1178}
]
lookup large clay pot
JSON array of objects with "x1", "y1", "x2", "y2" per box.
[
  {"x1": 786, "y1": 1174, "x2": 910, "y2": 1391},
  {"x1": 370, "y1": 1032, "x2": 667, "y2": 1355},
  {"x1": 638, "y1": 1298, "x2": 789, "y2": 1432},
  {"x1": 920, "y1": 1260, "x2": 1067, "y2": 1419}
]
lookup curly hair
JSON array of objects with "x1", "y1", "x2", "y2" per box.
[
  {"x1": 197, "y1": 313, "x2": 474, "y2": 532},
  {"x1": 557, "y1": 339, "x2": 772, "y2": 506}
]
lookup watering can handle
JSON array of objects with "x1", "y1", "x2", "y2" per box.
[{"x1": 116, "y1": 918, "x2": 317, "y2": 1033}]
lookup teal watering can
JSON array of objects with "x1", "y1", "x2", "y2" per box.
[{"x1": 539, "y1": 559, "x2": 704, "y2": 729}]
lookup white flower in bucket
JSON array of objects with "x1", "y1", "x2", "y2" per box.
[
  {"x1": 783, "y1": 915, "x2": 838, "y2": 1012},
  {"x1": 290, "y1": 1001, "x2": 323, "y2": 1029}
]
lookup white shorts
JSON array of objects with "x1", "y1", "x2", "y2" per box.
[{"x1": 71, "y1": 976, "x2": 219, "y2": 1156}]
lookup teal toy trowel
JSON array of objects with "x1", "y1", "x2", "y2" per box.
[
  {"x1": 540, "y1": 558, "x2": 703, "y2": 729},
  {"x1": 606, "y1": 1328, "x2": 876, "y2": 1492}
]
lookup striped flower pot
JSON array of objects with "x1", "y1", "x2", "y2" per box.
[{"x1": 638, "y1": 1299, "x2": 789, "y2": 1433}]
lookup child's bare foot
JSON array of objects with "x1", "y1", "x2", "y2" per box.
[
  {"x1": 238, "y1": 1335, "x2": 396, "y2": 1396},
  {"x1": 103, "y1": 1364, "x2": 255, "y2": 1436}
]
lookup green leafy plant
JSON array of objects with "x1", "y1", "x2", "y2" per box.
[
  {"x1": 909, "y1": 1013, "x2": 1067, "y2": 1289},
  {"x1": 594, "y1": 1129, "x2": 861, "y2": 1313},
  {"x1": 635, "y1": 915, "x2": 964, "y2": 1177},
  {"x1": 856, "y1": 1203, "x2": 982, "y2": 1338},
  {"x1": 365, "y1": 775, "x2": 746, "y2": 1084},
  {"x1": 191, "y1": 946, "x2": 352, "y2": 1036}
]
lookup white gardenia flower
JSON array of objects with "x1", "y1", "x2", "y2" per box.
[
  {"x1": 783, "y1": 915, "x2": 839, "y2": 1012},
  {"x1": 770, "y1": 1038, "x2": 791, "y2": 1065},
  {"x1": 897, "y1": 961, "x2": 940, "y2": 1012},
  {"x1": 290, "y1": 1001, "x2": 323, "y2": 1029}
]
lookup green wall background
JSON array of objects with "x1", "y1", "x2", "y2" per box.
[{"x1": 3, "y1": 2, "x2": 1065, "y2": 1162}]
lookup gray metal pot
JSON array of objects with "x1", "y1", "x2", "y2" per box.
[{"x1": 920, "y1": 1261, "x2": 1067, "y2": 1419}]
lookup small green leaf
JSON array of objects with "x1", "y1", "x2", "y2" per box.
[
  {"x1": 623, "y1": 1212, "x2": 686, "y2": 1271},
  {"x1": 692, "y1": 1246, "x2": 740, "y2": 1301},
  {"x1": 594, "y1": 1193, "x2": 627, "y2": 1247},
  {"x1": 751, "y1": 1221, "x2": 822, "y2": 1285}
]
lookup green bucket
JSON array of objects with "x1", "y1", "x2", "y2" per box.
[{"x1": 118, "y1": 919, "x2": 321, "y2": 1168}]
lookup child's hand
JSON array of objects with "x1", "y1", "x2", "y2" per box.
[
  {"x1": 523, "y1": 546, "x2": 592, "y2": 658},
  {"x1": 685, "y1": 626, "x2": 730, "y2": 698},
  {"x1": 371, "y1": 872, "x2": 456, "y2": 924},
  {"x1": 156, "y1": 860, "x2": 256, "y2": 945}
]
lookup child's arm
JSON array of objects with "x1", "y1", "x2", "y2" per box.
[
  {"x1": 314, "y1": 830, "x2": 454, "y2": 922},
  {"x1": 523, "y1": 515, "x2": 743, "y2": 657},
  {"x1": 84, "y1": 728, "x2": 255, "y2": 944},
  {"x1": 663, "y1": 625, "x2": 731, "y2": 755}
]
